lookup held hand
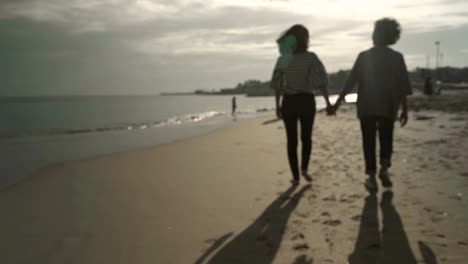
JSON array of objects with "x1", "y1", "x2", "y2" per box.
[
  {"x1": 276, "y1": 107, "x2": 283, "y2": 119},
  {"x1": 331, "y1": 97, "x2": 343, "y2": 115},
  {"x1": 326, "y1": 103, "x2": 336, "y2": 116},
  {"x1": 399, "y1": 111, "x2": 408, "y2": 127}
]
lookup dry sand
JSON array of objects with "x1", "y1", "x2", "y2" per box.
[{"x1": 1, "y1": 91, "x2": 468, "y2": 263}]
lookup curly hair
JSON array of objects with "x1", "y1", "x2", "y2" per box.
[
  {"x1": 277, "y1": 24, "x2": 309, "y2": 54},
  {"x1": 372, "y1": 18, "x2": 401, "y2": 46}
]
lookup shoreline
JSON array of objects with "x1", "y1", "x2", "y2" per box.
[
  {"x1": 0, "y1": 114, "x2": 238, "y2": 190},
  {"x1": 0, "y1": 93, "x2": 356, "y2": 190}
]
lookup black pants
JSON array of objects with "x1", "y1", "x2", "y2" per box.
[
  {"x1": 359, "y1": 116, "x2": 394, "y2": 175},
  {"x1": 282, "y1": 94, "x2": 316, "y2": 180}
]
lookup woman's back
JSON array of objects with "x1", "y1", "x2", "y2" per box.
[
  {"x1": 284, "y1": 51, "x2": 328, "y2": 95},
  {"x1": 354, "y1": 46, "x2": 411, "y2": 119}
]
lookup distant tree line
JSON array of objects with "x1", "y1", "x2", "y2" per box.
[{"x1": 194, "y1": 67, "x2": 468, "y2": 96}]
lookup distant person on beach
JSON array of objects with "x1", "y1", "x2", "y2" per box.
[
  {"x1": 232, "y1": 96, "x2": 237, "y2": 115},
  {"x1": 424, "y1": 76, "x2": 433, "y2": 95},
  {"x1": 332, "y1": 18, "x2": 412, "y2": 192},
  {"x1": 271, "y1": 24, "x2": 333, "y2": 185},
  {"x1": 435, "y1": 80, "x2": 442, "y2": 95}
]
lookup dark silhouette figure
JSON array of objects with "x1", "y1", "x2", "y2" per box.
[
  {"x1": 424, "y1": 76, "x2": 433, "y2": 95},
  {"x1": 379, "y1": 191, "x2": 417, "y2": 263},
  {"x1": 232, "y1": 96, "x2": 237, "y2": 115},
  {"x1": 271, "y1": 24, "x2": 333, "y2": 185},
  {"x1": 333, "y1": 18, "x2": 412, "y2": 191},
  {"x1": 349, "y1": 191, "x2": 438, "y2": 264},
  {"x1": 348, "y1": 193, "x2": 380, "y2": 263},
  {"x1": 195, "y1": 185, "x2": 311, "y2": 264}
]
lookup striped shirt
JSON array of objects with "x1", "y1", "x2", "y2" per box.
[{"x1": 273, "y1": 51, "x2": 328, "y2": 94}]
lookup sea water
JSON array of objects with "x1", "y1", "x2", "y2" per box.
[{"x1": 0, "y1": 94, "x2": 355, "y2": 187}]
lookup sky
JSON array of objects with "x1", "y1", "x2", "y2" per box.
[{"x1": 1, "y1": 0, "x2": 468, "y2": 96}]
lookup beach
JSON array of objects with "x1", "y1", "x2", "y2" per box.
[{"x1": 1, "y1": 91, "x2": 468, "y2": 263}]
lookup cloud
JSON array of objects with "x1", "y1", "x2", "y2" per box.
[{"x1": 1, "y1": 0, "x2": 468, "y2": 95}]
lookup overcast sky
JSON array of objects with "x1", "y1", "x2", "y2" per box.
[{"x1": 1, "y1": 0, "x2": 468, "y2": 96}]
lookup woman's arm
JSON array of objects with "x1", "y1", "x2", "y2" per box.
[
  {"x1": 311, "y1": 54, "x2": 333, "y2": 114},
  {"x1": 399, "y1": 54, "x2": 411, "y2": 127},
  {"x1": 275, "y1": 88, "x2": 282, "y2": 119},
  {"x1": 399, "y1": 96, "x2": 408, "y2": 127},
  {"x1": 334, "y1": 54, "x2": 360, "y2": 111},
  {"x1": 270, "y1": 67, "x2": 284, "y2": 119},
  {"x1": 318, "y1": 85, "x2": 333, "y2": 115}
]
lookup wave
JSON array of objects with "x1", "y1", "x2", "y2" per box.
[{"x1": 1, "y1": 108, "x2": 274, "y2": 140}]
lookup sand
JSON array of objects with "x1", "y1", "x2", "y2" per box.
[{"x1": 1, "y1": 91, "x2": 468, "y2": 263}]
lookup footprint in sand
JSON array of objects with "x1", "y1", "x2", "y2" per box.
[
  {"x1": 430, "y1": 215, "x2": 446, "y2": 223},
  {"x1": 291, "y1": 233, "x2": 305, "y2": 241},
  {"x1": 292, "y1": 254, "x2": 314, "y2": 264},
  {"x1": 295, "y1": 211, "x2": 311, "y2": 218},
  {"x1": 322, "y1": 195, "x2": 337, "y2": 202},
  {"x1": 420, "y1": 164, "x2": 429, "y2": 169},
  {"x1": 351, "y1": 215, "x2": 361, "y2": 221},
  {"x1": 449, "y1": 195, "x2": 462, "y2": 201},
  {"x1": 325, "y1": 237, "x2": 334, "y2": 249},
  {"x1": 293, "y1": 243, "x2": 310, "y2": 251},
  {"x1": 292, "y1": 219, "x2": 304, "y2": 225},
  {"x1": 321, "y1": 211, "x2": 331, "y2": 217},
  {"x1": 322, "y1": 219, "x2": 342, "y2": 226},
  {"x1": 421, "y1": 229, "x2": 433, "y2": 235},
  {"x1": 339, "y1": 197, "x2": 353, "y2": 203}
]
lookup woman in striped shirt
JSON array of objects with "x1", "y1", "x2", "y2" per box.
[{"x1": 272, "y1": 24, "x2": 334, "y2": 185}]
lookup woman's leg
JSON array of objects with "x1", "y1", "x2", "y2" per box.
[
  {"x1": 359, "y1": 117, "x2": 377, "y2": 176},
  {"x1": 377, "y1": 117, "x2": 394, "y2": 187},
  {"x1": 282, "y1": 97, "x2": 300, "y2": 181},
  {"x1": 299, "y1": 102, "x2": 316, "y2": 172},
  {"x1": 378, "y1": 117, "x2": 394, "y2": 169}
]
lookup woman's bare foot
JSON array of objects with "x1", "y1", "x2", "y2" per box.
[
  {"x1": 301, "y1": 170, "x2": 313, "y2": 182},
  {"x1": 290, "y1": 179, "x2": 300, "y2": 185}
]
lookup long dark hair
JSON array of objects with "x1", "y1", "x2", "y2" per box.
[{"x1": 277, "y1": 24, "x2": 309, "y2": 54}]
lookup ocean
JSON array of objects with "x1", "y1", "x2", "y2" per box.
[
  {"x1": 0, "y1": 95, "x2": 277, "y2": 138},
  {"x1": 0, "y1": 94, "x2": 356, "y2": 187}
]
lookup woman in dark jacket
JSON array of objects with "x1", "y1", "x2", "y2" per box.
[
  {"x1": 272, "y1": 24, "x2": 333, "y2": 185},
  {"x1": 333, "y1": 18, "x2": 412, "y2": 191}
]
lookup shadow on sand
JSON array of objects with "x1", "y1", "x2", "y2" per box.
[
  {"x1": 195, "y1": 185, "x2": 311, "y2": 264},
  {"x1": 349, "y1": 191, "x2": 439, "y2": 264},
  {"x1": 262, "y1": 118, "x2": 282, "y2": 125}
]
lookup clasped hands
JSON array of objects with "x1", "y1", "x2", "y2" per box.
[{"x1": 325, "y1": 100, "x2": 409, "y2": 128}]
